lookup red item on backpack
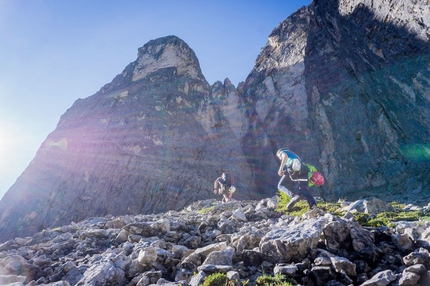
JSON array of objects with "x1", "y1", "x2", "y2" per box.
[{"x1": 310, "y1": 172, "x2": 324, "y2": 186}]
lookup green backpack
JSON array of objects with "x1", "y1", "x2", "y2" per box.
[{"x1": 304, "y1": 163, "x2": 318, "y2": 187}]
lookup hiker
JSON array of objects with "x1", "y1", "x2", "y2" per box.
[
  {"x1": 213, "y1": 172, "x2": 236, "y2": 203},
  {"x1": 276, "y1": 148, "x2": 324, "y2": 211}
]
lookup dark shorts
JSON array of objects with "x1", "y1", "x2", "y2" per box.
[{"x1": 278, "y1": 164, "x2": 317, "y2": 208}]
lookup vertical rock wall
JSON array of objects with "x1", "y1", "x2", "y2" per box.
[{"x1": 304, "y1": 0, "x2": 430, "y2": 199}]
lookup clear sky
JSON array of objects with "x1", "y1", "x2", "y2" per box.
[{"x1": 0, "y1": 0, "x2": 310, "y2": 200}]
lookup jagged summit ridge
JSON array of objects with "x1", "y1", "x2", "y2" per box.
[
  {"x1": 254, "y1": 6, "x2": 311, "y2": 72},
  {"x1": 98, "y1": 35, "x2": 207, "y2": 97}
]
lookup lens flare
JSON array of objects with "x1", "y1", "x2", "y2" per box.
[
  {"x1": 45, "y1": 138, "x2": 68, "y2": 150},
  {"x1": 401, "y1": 144, "x2": 430, "y2": 161}
]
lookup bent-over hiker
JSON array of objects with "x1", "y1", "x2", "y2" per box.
[
  {"x1": 276, "y1": 148, "x2": 324, "y2": 211},
  {"x1": 213, "y1": 172, "x2": 236, "y2": 203}
]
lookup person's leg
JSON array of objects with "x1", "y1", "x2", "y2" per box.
[
  {"x1": 219, "y1": 185, "x2": 225, "y2": 202},
  {"x1": 297, "y1": 187, "x2": 317, "y2": 209},
  {"x1": 278, "y1": 175, "x2": 295, "y2": 197},
  {"x1": 293, "y1": 165, "x2": 317, "y2": 209},
  {"x1": 286, "y1": 194, "x2": 301, "y2": 210},
  {"x1": 222, "y1": 193, "x2": 229, "y2": 203},
  {"x1": 278, "y1": 175, "x2": 301, "y2": 210},
  {"x1": 295, "y1": 178, "x2": 317, "y2": 208}
]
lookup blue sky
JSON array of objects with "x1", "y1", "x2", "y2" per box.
[{"x1": 0, "y1": 0, "x2": 310, "y2": 200}]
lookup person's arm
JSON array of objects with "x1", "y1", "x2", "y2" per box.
[
  {"x1": 214, "y1": 178, "x2": 219, "y2": 194},
  {"x1": 278, "y1": 152, "x2": 288, "y2": 177},
  {"x1": 214, "y1": 178, "x2": 220, "y2": 193}
]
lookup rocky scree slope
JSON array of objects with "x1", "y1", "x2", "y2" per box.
[
  {"x1": 2, "y1": 198, "x2": 430, "y2": 285},
  {"x1": 1, "y1": 0, "x2": 430, "y2": 243}
]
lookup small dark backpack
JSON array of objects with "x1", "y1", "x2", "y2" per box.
[{"x1": 221, "y1": 172, "x2": 234, "y2": 187}]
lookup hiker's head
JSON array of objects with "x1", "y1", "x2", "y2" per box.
[{"x1": 276, "y1": 148, "x2": 285, "y2": 159}]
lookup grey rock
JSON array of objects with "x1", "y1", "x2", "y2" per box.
[
  {"x1": 342, "y1": 198, "x2": 395, "y2": 216},
  {"x1": 260, "y1": 216, "x2": 327, "y2": 263},
  {"x1": 311, "y1": 265, "x2": 336, "y2": 285},
  {"x1": 330, "y1": 255, "x2": 357, "y2": 277},
  {"x1": 393, "y1": 233, "x2": 415, "y2": 254},
  {"x1": 398, "y1": 264, "x2": 426, "y2": 286},
  {"x1": 240, "y1": 249, "x2": 263, "y2": 267},
  {"x1": 137, "y1": 247, "x2": 157, "y2": 266},
  {"x1": 197, "y1": 264, "x2": 232, "y2": 274},
  {"x1": 351, "y1": 227, "x2": 376, "y2": 252},
  {"x1": 323, "y1": 218, "x2": 352, "y2": 252},
  {"x1": 201, "y1": 247, "x2": 234, "y2": 266},
  {"x1": 75, "y1": 258, "x2": 127, "y2": 286},
  {"x1": 360, "y1": 269, "x2": 396, "y2": 286},
  {"x1": 403, "y1": 247, "x2": 430, "y2": 268},
  {"x1": 136, "y1": 270, "x2": 162, "y2": 286},
  {"x1": 61, "y1": 267, "x2": 83, "y2": 286},
  {"x1": 0, "y1": 275, "x2": 26, "y2": 285},
  {"x1": 273, "y1": 263, "x2": 298, "y2": 277},
  {"x1": 188, "y1": 271, "x2": 206, "y2": 286}
]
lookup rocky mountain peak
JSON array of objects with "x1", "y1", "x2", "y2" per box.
[
  {"x1": 132, "y1": 35, "x2": 203, "y2": 82},
  {"x1": 254, "y1": 6, "x2": 311, "y2": 73},
  {"x1": 0, "y1": 34, "x2": 258, "y2": 243}
]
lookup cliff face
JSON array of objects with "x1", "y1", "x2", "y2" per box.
[
  {"x1": 1, "y1": 0, "x2": 430, "y2": 242},
  {"x1": 238, "y1": 5, "x2": 316, "y2": 193},
  {"x1": 239, "y1": 0, "x2": 430, "y2": 200},
  {"x1": 305, "y1": 0, "x2": 430, "y2": 199}
]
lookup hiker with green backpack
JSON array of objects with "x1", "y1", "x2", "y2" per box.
[{"x1": 276, "y1": 148, "x2": 324, "y2": 211}]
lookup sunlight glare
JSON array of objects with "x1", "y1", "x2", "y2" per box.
[{"x1": 45, "y1": 138, "x2": 68, "y2": 150}]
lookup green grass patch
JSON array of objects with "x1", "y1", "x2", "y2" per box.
[
  {"x1": 353, "y1": 209, "x2": 428, "y2": 228},
  {"x1": 199, "y1": 206, "x2": 215, "y2": 214},
  {"x1": 315, "y1": 200, "x2": 345, "y2": 216},
  {"x1": 275, "y1": 192, "x2": 430, "y2": 228},
  {"x1": 256, "y1": 273, "x2": 293, "y2": 286},
  {"x1": 201, "y1": 273, "x2": 227, "y2": 286},
  {"x1": 275, "y1": 191, "x2": 309, "y2": 216}
]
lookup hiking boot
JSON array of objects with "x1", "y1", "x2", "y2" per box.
[{"x1": 287, "y1": 195, "x2": 301, "y2": 211}]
